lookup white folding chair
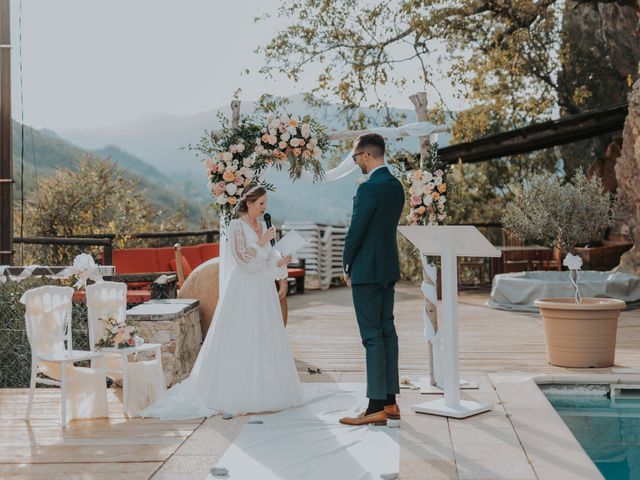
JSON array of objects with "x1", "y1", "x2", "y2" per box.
[
  {"x1": 21, "y1": 285, "x2": 107, "y2": 427},
  {"x1": 86, "y1": 281, "x2": 165, "y2": 415}
]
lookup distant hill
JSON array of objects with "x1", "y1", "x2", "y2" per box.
[
  {"x1": 11, "y1": 121, "x2": 205, "y2": 223},
  {"x1": 55, "y1": 95, "x2": 454, "y2": 224}
]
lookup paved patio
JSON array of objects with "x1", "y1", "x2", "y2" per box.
[{"x1": 2, "y1": 283, "x2": 639, "y2": 479}]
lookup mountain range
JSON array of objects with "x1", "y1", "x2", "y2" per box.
[{"x1": 17, "y1": 95, "x2": 452, "y2": 225}]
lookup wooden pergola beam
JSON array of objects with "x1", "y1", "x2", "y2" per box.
[{"x1": 437, "y1": 104, "x2": 628, "y2": 164}]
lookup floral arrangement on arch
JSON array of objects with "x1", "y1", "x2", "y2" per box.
[
  {"x1": 391, "y1": 142, "x2": 450, "y2": 226},
  {"x1": 192, "y1": 115, "x2": 275, "y2": 221},
  {"x1": 95, "y1": 316, "x2": 142, "y2": 350},
  {"x1": 255, "y1": 114, "x2": 329, "y2": 180},
  {"x1": 190, "y1": 110, "x2": 331, "y2": 220}
]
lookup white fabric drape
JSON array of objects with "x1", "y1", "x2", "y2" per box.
[{"x1": 20, "y1": 286, "x2": 108, "y2": 421}]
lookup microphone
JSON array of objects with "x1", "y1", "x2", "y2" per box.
[{"x1": 263, "y1": 213, "x2": 276, "y2": 246}]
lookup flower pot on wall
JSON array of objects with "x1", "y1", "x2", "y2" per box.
[{"x1": 534, "y1": 298, "x2": 626, "y2": 368}]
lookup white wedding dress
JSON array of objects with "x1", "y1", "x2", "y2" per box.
[{"x1": 141, "y1": 218, "x2": 304, "y2": 420}]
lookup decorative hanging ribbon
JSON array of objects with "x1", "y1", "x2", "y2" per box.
[{"x1": 0, "y1": 253, "x2": 104, "y2": 289}]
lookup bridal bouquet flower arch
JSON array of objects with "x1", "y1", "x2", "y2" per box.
[
  {"x1": 190, "y1": 110, "x2": 331, "y2": 220},
  {"x1": 255, "y1": 114, "x2": 329, "y2": 180},
  {"x1": 391, "y1": 142, "x2": 450, "y2": 227}
]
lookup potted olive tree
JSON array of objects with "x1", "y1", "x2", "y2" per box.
[{"x1": 502, "y1": 172, "x2": 625, "y2": 367}]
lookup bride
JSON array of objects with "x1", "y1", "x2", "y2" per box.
[{"x1": 142, "y1": 184, "x2": 304, "y2": 420}]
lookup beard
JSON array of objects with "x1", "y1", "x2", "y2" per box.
[{"x1": 359, "y1": 165, "x2": 367, "y2": 174}]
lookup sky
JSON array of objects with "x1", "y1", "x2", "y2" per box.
[{"x1": 7, "y1": 0, "x2": 461, "y2": 130}]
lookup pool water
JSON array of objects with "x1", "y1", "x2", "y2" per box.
[{"x1": 543, "y1": 384, "x2": 640, "y2": 480}]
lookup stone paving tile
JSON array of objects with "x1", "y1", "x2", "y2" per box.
[
  {"x1": 456, "y1": 458, "x2": 536, "y2": 480},
  {"x1": 400, "y1": 459, "x2": 459, "y2": 479}
]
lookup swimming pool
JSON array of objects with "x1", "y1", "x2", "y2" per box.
[{"x1": 542, "y1": 383, "x2": 640, "y2": 480}]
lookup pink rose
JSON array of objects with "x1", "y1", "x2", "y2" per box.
[
  {"x1": 235, "y1": 176, "x2": 245, "y2": 186},
  {"x1": 217, "y1": 164, "x2": 225, "y2": 173},
  {"x1": 127, "y1": 337, "x2": 137, "y2": 347},
  {"x1": 410, "y1": 194, "x2": 422, "y2": 207},
  {"x1": 435, "y1": 169, "x2": 444, "y2": 177}
]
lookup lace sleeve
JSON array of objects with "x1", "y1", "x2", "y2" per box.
[{"x1": 229, "y1": 220, "x2": 268, "y2": 273}]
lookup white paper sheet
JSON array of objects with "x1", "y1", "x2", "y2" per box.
[{"x1": 275, "y1": 230, "x2": 308, "y2": 256}]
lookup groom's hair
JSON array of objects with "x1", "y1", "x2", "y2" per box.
[{"x1": 355, "y1": 133, "x2": 385, "y2": 158}]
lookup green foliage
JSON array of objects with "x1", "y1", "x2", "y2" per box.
[
  {"x1": 502, "y1": 171, "x2": 615, "y2": 251},
  {"x1": 18, "y1": 157, "x2": 180, "y2": 265}
]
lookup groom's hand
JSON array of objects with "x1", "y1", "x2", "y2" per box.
[{"x1": 343, "y1": 273, "x2": 351, "y2": 287}]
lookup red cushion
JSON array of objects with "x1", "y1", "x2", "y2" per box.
[
  {"x1": 112, "y1": 248, "x2": 160, "y2": 274},
  {"x1": 287, "y1": 268, "x2": 305, "y2": 278},
  {"x1": 155, "y1": 247, "x2": 178, "y2": 271},
  {"x1": 169, "y1": 256, "x2": 193, "y2": 278},
  {"x1": 180, "y1": 246, "x2": 203, "y2": 268},
  {"x1": 199, "y1": 243, "x2": 220, "y2": 261}
]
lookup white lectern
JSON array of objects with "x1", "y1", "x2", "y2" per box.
[{"x1": 398, "y1": 225, "x2": 501, "y2": 418}]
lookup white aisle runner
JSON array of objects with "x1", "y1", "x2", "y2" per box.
[{"x1": 206, "y1": 383, "x2": 399, "y2": 480}]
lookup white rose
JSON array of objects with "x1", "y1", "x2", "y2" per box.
[
  {"x1": 281, "y1": 132, "x2": 291, "y2": 141},
  {"x1": 308, "y1": 138, "x2": 318, "y2": 148},
  {"x1": 434, "y1": 176, "x2": 442, "y2": 186},
  {"x1": 422, "y1": 185, "x2": 432, "y2": 195},
  {"x1": 313, "y1": 147, "x2": 322, "y2": 158},
  {"x1": 244, "y1": 169, "x2": 255, "y2": 179},
  {"x1": 423, "y1": 194, "x2": 433, "y2": 206},
  {"x1": 228, "y1": 164, "x2": 238, "y2": 173},
  {"x1": 225, "y1": 182, "x2": 238, "y2": 196},
  {"x1": 255, "y1": 145, "x2": 265, "y2": 155},
  {"x1": 438, "y1": 196, "x2": 447, "y2": 205},
  {"x1": 222, "y1": 152, "x2": 233, "y2": 162},
  {"x1": 245, "y1": 158, "x2": 255, "y2": 168},
  {"x1": 268, "y1": 135, "x2": 277, "y2": 145},
  {"x1": 290, "y1": 138, "x2": 299, "y2": 147},
  {"x1": 269, "y1": 119, "x2": 280, "y2": 130},
  {"x1": 236, "y1": 143, "x2": 245, "y2": 153},
  {"x1": 422, "y1": 172, "x2": 433, "y2": 182},
  {"x1": 409, "y1": 185, "x2": 417, "y2": 195},
  {"x1": 563, "y1": 253, "x2": 583, "y2": 271},
  {"x1": 216, "y1": 195, "x2": 228, "y2": 205},
  {"x1": 287, "y1": 126, "x2": 297, "y2": 135},
  {"x1": 301, "y1": 124, "x2": 311, "y2": 138},
  {"x1": 269, "y1": 128, "x2": 277, "y2": 137}
]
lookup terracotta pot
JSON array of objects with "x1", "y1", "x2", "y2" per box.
[{"x1": 534, "y1": 297, "x2": 626, "y2": 368}]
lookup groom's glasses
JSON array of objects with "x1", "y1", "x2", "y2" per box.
[{"x1": 351, "y1": 151, "x2": 367, "y2": 162}]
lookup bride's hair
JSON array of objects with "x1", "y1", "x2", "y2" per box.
[{"x1": 235, "y1": 183, "x2": 267, "y2": 217}]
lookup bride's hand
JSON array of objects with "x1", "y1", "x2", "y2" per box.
[
  {"x1": 258, "y1": 227, "x2": 276, "y2": 246},
  {"x1": 277, "y1": 255, "x2": 292, "y2": 267}
]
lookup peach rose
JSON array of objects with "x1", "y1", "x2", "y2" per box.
[
  {"x1": 438, "y1": 183, "x2": 447, "y2": 193},
  {"x1": 223, "y1": 171, "x2": 235, "y2": 182},
  {"x1": 431, "y1": 192, "x2": 440, "y2": 201},
  {"x1": 261, "y1": 133, "x2": 270, "y2": 143},
  {"x1": 416, "y1": 206, "x2": 426, "y2": 215},
  {"x1": 227, "y1": 196, "x2": 238, "y2": 205}
]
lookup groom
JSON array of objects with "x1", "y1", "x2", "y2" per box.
[{"x1": 340, "y1": 133, "x2": 405, "y2": 427}]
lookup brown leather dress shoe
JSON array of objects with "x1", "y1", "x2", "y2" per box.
[
  {"x1": 384, "y1": 404, "x2": 401, "y2": 428},
  {"x1": 339, "y1": 410, "x2": 387, "y2": 426}
]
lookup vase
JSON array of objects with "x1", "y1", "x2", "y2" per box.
[{"x1": 534, "y1": 297, "x2": 626, "y2": 368}]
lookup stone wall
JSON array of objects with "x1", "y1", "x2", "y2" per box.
[
  {"x1": 127, "y1": 299, "x2": 202, "y2": 387},
  {"x1": 616, "y1": 75, "x2": 640, "y2": 274}
]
